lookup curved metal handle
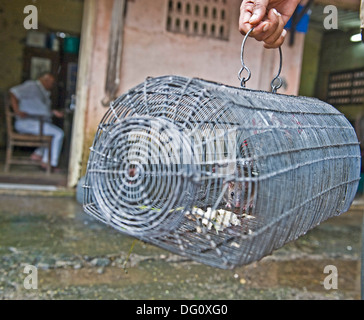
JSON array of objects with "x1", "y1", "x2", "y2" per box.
[{"x1": 238, "y1": 27, "x2": 283, "y2": 93}]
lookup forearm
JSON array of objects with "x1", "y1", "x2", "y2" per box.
[
  {"x1": 10, "y1": 92, "x2": 29, "y2": 118},
  {"x1": 9, "y1": 92, "x2": 20, "y2": 113}
]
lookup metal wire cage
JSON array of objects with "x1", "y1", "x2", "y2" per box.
[{"x1": 83, "y1": 75, "x2": 361, "y2": 269}]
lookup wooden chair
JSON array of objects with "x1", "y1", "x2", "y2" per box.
[{"x1": 4, "y1": 93, "x2": 53, "y2": 175}]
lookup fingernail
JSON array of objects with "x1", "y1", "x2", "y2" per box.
[
  {"x1": 281, "y1": 29, "x2": 287, "y2": 37},
  {"x1": 273, "y1": 8, "x2": 281, "y2": 17},
  {"x1": 263, "y1": 23, "x2": 269, "y2": 32},
  {"x1": 249, "y1": 13, "x2": 258, "y2": 23}
]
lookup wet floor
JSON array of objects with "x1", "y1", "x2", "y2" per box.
[{"x1": 0, "y1": 192, "x2": 363, "y2": 300}]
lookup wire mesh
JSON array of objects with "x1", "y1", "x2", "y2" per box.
[{"x1": 83, "y1": 75, "x2": 361, "y2": 269}]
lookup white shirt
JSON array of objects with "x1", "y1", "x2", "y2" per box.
[{"x1": 10, "y1": 80, "x2": 52, "y2": 122}]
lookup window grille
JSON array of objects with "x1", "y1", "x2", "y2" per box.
[
  {"x1": 166, "y1": 0, "x2": 230, "y2": 40},
  {"x1": 327, "y1": 69, "x2": 364, "y2": 105}
]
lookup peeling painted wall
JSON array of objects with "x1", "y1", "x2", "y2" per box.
[{"x1": 81, "y1": 0, "x2": 306, "y2": 136}]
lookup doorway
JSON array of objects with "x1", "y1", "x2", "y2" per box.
[{"x1": 0, "y1": 0, "x2": 84, "y2": 189}]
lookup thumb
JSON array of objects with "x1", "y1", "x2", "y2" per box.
[{"x1": 249, "y1": 0, "x2": 269, "y2": 25}]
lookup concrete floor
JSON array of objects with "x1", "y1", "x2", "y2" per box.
[
  {"x1": 0, "y1": 191, "x2": 363, "y2": 300},
  {"x1": 0, "y1": 148, "x2": 68, "y2": 188}
]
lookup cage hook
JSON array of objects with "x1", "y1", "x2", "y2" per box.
[
  {"x1": 238, "y1": 65, "x2": 251, "y2": 88},
  {"x1": 270, "y1": 46, "x2": 283, "y2": 93},
  {"x1": 238, "y1": 27, "x2": 283, "y2": 93},
  {"x1": 238, "y1": 28, "x2": 254, "y2": 88}
]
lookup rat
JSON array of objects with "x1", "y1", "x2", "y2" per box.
[
  {"x1": 224, "y1": 181, "x2": 255, "y2": 212},
  {"x1": 224, "y1": 181, "x2": 243, "y2": 210},
  {"x1": 223, "y1": 165, "x2": 256, "y2": 213}
]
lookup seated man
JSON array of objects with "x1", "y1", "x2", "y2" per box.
[{"x1": 9, "y1": 72, "x2": 64, "y2": 172}]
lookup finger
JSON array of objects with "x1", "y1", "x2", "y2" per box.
[
  {"x1": 258, "y1": 8, "x2": 281, "y2": 41},
  {"x1": 248, "y1": 20, "x2": 270, "y2": 41},
  {"x1": 239, "y1": 0, "x2": 268, "y2": 35},
  {"x1": 248, "y1": 0, "x2": 269, "y2": 25},
  {"x1": 263, "y1": 9, "x2": 286, "y2": 47},
  {"x1": 263, "y1": 29, "x2": 287, "y2": 49},
  {"x1": 239, "y1": 0, "x2": 256, "y2": 35}
]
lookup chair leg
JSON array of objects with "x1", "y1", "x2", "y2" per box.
[
  {"x1": 46, "y1": 143, "x2": 52, "y2": 175},
  {"x1": 4, "y1": 142, "x2": 12, "y2": 172}
]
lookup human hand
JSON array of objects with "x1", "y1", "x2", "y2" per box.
[
  {"x1": 239, "y1": 0, "x2": 301, "y2": 48},
  {"x1": 53, "y1": 110, "x2": 64, "y2": 118},
  {"x1": 16, "y1": 110, "x2": 28, "y2": 118}
]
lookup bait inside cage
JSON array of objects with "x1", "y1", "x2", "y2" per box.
[{"x1": 83, "y1": 75, "x2": 361, "y2": 269}]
